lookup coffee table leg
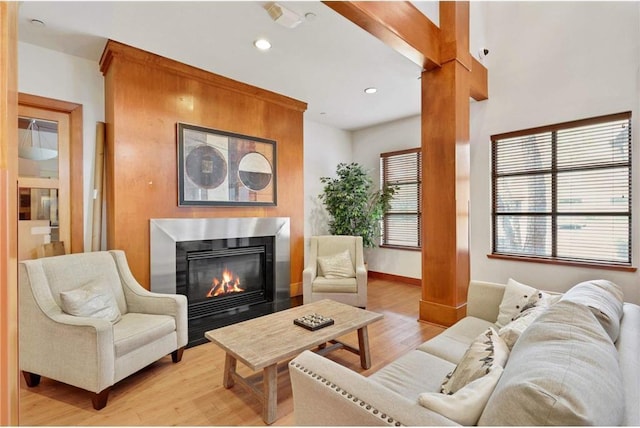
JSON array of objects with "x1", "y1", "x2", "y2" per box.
[
  {"x1": 262, "y1": 364, "x2": 277, "y2": 424},
  {"x1": 357, "y1": 326, "x2": 372, "y2": 369},
  {"x1": 223, "y1": 353, "x2": 237, "y2": 388}
]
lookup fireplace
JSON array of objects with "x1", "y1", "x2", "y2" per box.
[{"x1": 150, "y1": 217, "x2": 290, "y2": 347}]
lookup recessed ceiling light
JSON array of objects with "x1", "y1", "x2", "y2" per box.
[
  {"x1": 364, "y1": 87, "x2": 377, "y2": 94},
  {"x1": 30, "y1": 18, "x2": 45, "y2": 27},
  {"x1": 254, "y1": 39, "x2": 272, "y2": 51}
]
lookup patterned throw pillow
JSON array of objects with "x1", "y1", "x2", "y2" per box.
[
  {"x1": 440, "y1": 327, "x2": 509, "y2": 395},
  {"x1": 496, "y1": 278, "x2": 559, "y2": 328},
  {"x1": 317, "y1": 250, "x2": 356, "y2": 279},
  {"x1": 498, "y1": 305, "x2": 547, "y2": 349}
]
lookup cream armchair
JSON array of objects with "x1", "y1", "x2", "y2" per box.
[
  {"x1": 303, "y1": 235, "x2": 367, "y2": 308},
  {"x1": 19, "y1": 250, "x2": 188, "y2": 410}
]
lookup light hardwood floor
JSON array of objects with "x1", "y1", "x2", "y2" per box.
[{"x1": 18, "y1": 278, "x2": 444, "y2": 426}]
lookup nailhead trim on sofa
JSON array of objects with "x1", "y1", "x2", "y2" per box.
[{"x1": 289, "y1": 361, "x2": 403, "y2": 426}]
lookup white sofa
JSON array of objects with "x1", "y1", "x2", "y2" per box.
[{"x1": 289, "y1": 279, "x2": 640, "y2": 426}]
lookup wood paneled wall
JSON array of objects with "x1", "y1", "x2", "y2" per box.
[{"x1": 100, "y1": 40, "x2": 307, "y2": 291}]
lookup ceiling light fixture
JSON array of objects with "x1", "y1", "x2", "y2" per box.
[
  {"x1": 364, "y1": 87, "x2": 377, "y2": 94},
  {"x1": 254, "y1": 38, "x2": 272, "y2": 51},
  {"x1": 18, "y1": 119, "x2": 58, "y2": 161},
  {"x1": 265, "y1": 2, "x2": 303, "y2": 29}
]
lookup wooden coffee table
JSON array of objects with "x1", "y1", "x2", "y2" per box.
[{"x1": 204, "y1": 299, "x2": 383, "y2": 424}]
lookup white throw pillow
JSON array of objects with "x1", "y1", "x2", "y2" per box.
[
  {"x1": 496, "y1": 278, "x2": 558, "y2": 328},
  {"x1": 419, "y1": 365, "x2": 504, "y2": 426},
  {"x1": 440, "y1": 327, "x2": 509, "y2": 395},
  {"x1": 498, "y1": 305, "x2": 546, "y2": 349},
  {"x1": 60, "y1": 278, "x2": 122, "y2": 323},
  {"x1": 317, "y1": 250, "x2": 355, "y2": 279}
]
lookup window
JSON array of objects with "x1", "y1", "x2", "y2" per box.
[
  {"x1": 492, "y1": 112, "x2": 632, "y2": 266},
  {"x1": 380, "y1": 148, "x2": 421, "y2": 249}
]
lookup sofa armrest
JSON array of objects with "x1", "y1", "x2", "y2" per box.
[
  {"x1": 302, "y1": 265, "x2": 316, "y2": 299},
  {"x1": 109, "y1": 250, "x2": 188, "y2": 348},
  {"x1": 19, "y1": 264, "x2": 115, "y2": 393},
  {"x1": 289, "y1": 351, "x2": 458, "y2": 426}
]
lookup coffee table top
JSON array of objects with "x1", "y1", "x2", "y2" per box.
[{"x1": 204, "y1": 299, "x2": 383, "y2": 371}]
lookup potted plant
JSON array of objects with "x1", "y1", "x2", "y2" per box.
[{"x1": 319, "y1": 162, "x2": 395, "y2": 248}]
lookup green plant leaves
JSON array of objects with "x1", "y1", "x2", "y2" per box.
[{"x1": 318, "y1": 162, "x2": 396, "y2": 247}]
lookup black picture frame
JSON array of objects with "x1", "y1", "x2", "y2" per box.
[{"x1": 177, "y1": 123, "x2": 277, "y2": 206}]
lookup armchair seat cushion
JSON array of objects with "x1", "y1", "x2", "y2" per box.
[
  {"x1": 312, "y1": 277, "x2": 358, "y2": 293},
  {"x1": 114, "y1": 313, "x2": 176, "y2": 357}
]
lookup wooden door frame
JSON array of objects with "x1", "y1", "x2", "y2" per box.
[
  {"x1": 1, "y1": 3, "x2": 18, "y2": 424},
  {"x1": 18, "y1": 93, "x2": 83, "y2": 253}
]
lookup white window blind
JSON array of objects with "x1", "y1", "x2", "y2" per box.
[
  {"x1": 380, "y1": 148, "x2": 421, "y2": 249},
  {"x1": 492, "y1": 112, "x2": 632, "y2": 266}
]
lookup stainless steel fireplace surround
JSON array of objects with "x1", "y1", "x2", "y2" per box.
[{"x1": 150, "y1": 217, "x2": 290, "y2": 301}]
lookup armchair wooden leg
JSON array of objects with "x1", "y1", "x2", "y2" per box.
[
  {"x1": 171, "y1": 346, "x2": 185, "y2": 363},
  {"x1": 22, "y1": 371, "x2": 41, "y2": 387},
  {"x1": 92, "y1": 387, "x2": 111, "y2": 410}
]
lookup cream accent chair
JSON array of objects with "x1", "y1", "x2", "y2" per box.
[
  {"x1": 19, "y1": 250, "x2": 188, "y2": 410},
  {"x1": 303, "y1": 235, "x2": 367, "y2": 308}
]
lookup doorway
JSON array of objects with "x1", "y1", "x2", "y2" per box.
[{"x1": 17, "y1": 93, "x2": 84, "y2": 259}]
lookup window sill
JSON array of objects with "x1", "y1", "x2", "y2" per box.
[
  {"x1": 487, "y1": 253, "x2": 636, "y2": 272},
  {"x1": 380, "y1": 244, "x2": 421, "y2": 252}
]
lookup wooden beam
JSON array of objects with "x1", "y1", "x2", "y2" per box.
[
  {"x1": 419, "y1": 1, "x2": 472, "y2": 326},
  {"x1": 323, "y1": 1, "x2": 441, "y2": 70},
  {"x1": 0, "y1": 2, "x2": 19, "y2": 424},
  {"x1": 439, "y1": 2, "x2": 488, "y2": 101},
  {"x1": 323, "y1": 1, "x2": 487, "y2": 325},
  {"x1": 470, "y1": 56, "x2": 488, "y2": 101},
  {"x1": 420, "y1": 57, "x2": 471, "y2": 326}
]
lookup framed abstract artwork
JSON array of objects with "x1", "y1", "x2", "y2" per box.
[{"x1": 177, "y1": 123, "x2": 277, "y2": 206}]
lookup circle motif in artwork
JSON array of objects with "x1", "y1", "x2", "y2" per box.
[
  {"x1": 238, "y1": 152, "x2": 273, "y2": 191},
  {"x1": 185, "y1": 145, "x2": 227, "y2": 189}
]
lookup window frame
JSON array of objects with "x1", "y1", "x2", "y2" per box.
[
  {"x1": 490, "y1": 111, "x2": 634, "y2": 270},
  {"x1": 380, "y1": 147, "x2": 422, "y2": 251}
]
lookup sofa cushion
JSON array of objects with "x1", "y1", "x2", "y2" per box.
[
  {"x1": 114, "y1": 313, "x2": 176, "y2": 357},
  {"x1": 478, "y1": 300, "x2": 624, "y2": 426},
  {"x1": 440, "y1": 327, "x2": 509, "y2": 395},
  {"x1": 311, "y1": 277, "x2": 358, "y2": 293},
  {"x1": 59, "y1": 277, "x2": 122, "y2": 323},
  {"x1": 317, "y1": 250, "x2": 355, "y2": 279},
  {"x1": 417, "y1": 316, "x2": 495, "y2": 364},
  {"x1": 561, "y1": 279, "x2": 624, "y2": 343},
  {"x1": 369, "y1": 350, "x2": 455, "y2": 400},
  {"x1": 496, "y1": 278, "x2": 558, "y2": 328},
  {"x1": 418, "y1": 365, "x2": 503, "y2": 426}
]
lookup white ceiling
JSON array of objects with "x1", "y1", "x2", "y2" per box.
[{"x1": 17, "y1": 1, "x2": 439, "y2": 131}]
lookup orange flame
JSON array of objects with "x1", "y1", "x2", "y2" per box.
[{"x1": 206, "y1": 268, "x2": 244, "y2": 298}]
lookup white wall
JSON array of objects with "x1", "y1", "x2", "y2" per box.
[
  {"x1": 303, "y1": 119, "x2": 353, "y2": 266},
  {"x1": 469, "y1": 2, "x2": 640, "y2": 304},
  {"x1": 352, "y1": 115, "x2": 422, "y2": 279},
  {"x1": 18, "y1": 42, "x2": 105, "y2": 251}
]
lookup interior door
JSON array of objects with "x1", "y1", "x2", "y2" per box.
[{"x1": 17, "y1": 105, "x2": 70, "y2": 260}]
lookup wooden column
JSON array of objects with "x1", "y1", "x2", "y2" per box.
[
  {"x1": 0, "y1": 1, "x2": 19, "y2": 424},
  {"x1": 420, "y1": 2, "x2": 472, "y2": 326},
  {"x1": 306, "y1": 2, "x2": 487, "y2": 324}
]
